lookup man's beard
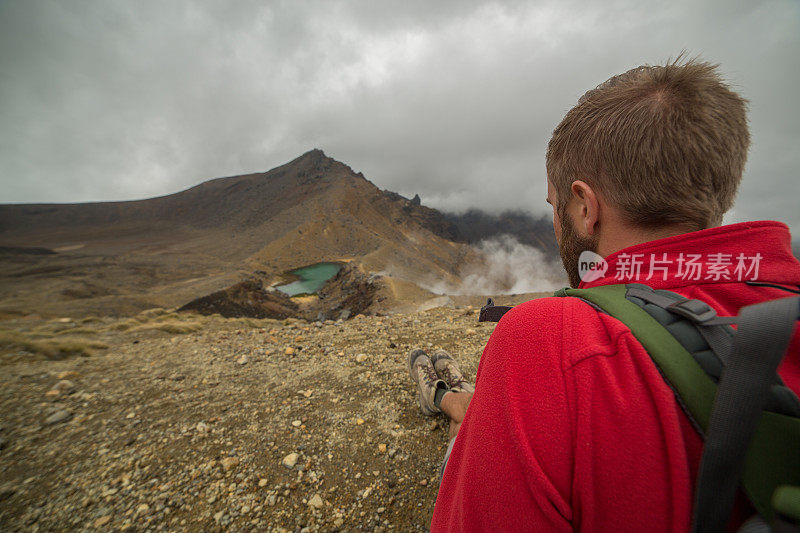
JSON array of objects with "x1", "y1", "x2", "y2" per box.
[{"x1": 558, "y1": 208, "x2": 600, "y2": 288}]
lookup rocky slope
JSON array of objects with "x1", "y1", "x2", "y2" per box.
[
  {"x1": 0, "y1": 150, "x2": 479, "y2": 319},
  {"x1": 0, "y1": 296, "x2": 542, "y2": 531}
]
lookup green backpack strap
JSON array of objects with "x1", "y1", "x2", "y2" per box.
[
  {"x1": 554, "y1": 284, "x2": 800, "y2": 529},
  {"x1": 774, "y1": 486, "x2": 800, "y2": 528}
]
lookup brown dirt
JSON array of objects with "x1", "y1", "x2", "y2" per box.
[{"x1": 0, "y1": 299, "x2": 540, "y2": 531}]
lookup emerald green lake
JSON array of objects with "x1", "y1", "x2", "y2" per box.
[{"x1": 276, "y1": 262, "x2": 341, "y2": 296}]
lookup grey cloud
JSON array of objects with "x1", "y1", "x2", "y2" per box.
[{"x1": 1, "y1": 0, "x2": 798, "y2": 234}]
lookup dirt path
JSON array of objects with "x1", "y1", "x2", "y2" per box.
[{"x1": 0, "y1": 306, "x2": 497, "y2": 531}]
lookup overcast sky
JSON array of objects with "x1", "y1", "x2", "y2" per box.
[{"x1": 1, "y1": 0, "x2": 798, "y2": 232}]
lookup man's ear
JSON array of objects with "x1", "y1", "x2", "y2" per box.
[{"x1": 570, "y1": 180, "x2": 601, "y2": 236}]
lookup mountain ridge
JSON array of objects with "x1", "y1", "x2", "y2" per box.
[{"x1": 0, "y1": 150, "x2": 484, "y2": 317}]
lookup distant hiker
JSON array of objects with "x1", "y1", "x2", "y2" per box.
[{"x1": 408, "y1": 58, "x2": 800, "y2": 532}]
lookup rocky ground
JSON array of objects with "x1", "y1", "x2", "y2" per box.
[{"x1": 0, "y1": 299, "x2": 536, "y2": 531}]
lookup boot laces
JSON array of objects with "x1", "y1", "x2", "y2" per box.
[
  {"x1": 440, "y1": 366, "x2": 466, "y2": 388},
  {"x1": 420, "y1": 362, "x2": 439, "y2": 387}
]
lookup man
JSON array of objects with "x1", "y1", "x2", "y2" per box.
[{"x1": 408, "y1": 59, "x2": 800, "y2": 531}]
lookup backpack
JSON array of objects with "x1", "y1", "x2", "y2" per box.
[{"x1": 479, "y1": 283, "x2": 800, "y2": 533}]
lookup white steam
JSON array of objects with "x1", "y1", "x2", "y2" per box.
[{"x1": 423, "y1": 234, "x2": 566, "y2": 295}]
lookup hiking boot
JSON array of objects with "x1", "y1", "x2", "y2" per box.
[
  {"x1": 407, "y1": 349, "x2": 448, "y2": 416},
  {"x1": 431, "y1": 349, "x2": 475, "y2": 394}
]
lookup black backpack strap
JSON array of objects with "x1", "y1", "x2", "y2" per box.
[
  {"x1": 625, "y1": 284, "x2": 737, "y2": 372},
  {"x1": 623, "y1": 284, "x2": 800, "y2": 418},
  {"x1": 626, "y1": 284, "x2": 738, "y2": 325},
  {"x1": 693, "y1": 296, "x2": 800, "y2": 533},
  {"x1": 745, "y1": 281, "x2": 800, "y2": 296}
]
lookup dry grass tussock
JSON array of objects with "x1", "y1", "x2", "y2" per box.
[
  {"x1": 109, "y1": 319, "x2": 204, "y2": 334},
  {"x1": 0, "y1": 309, "x2": 279, "y2": 363},
  {"x1": 55, "y1": 327, "x2": 100, "y2": 336},
  {"x1": 114, "y1": 310, "x2": 208, "y2": 334},
  {"x1": 103, "y1": 309, "x2": 196, "y2": 333},
  {"x1": 124, "y1": 309, "x2": 278, "y2": 333},
  {"x1": 130, "y1": 320, "x2": 204, "y2": 334},
  {"x1": 0, "y1": 328, "x2": 108, "y2": 360},
  {"x1": 228, "y1": 316, "x2": 282, "y2": 329}
]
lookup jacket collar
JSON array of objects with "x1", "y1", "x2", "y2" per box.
[{"x1": 578, "y1": 221, "x2": 800, "y2": 290}]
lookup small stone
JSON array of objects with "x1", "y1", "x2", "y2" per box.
[
  {"x1": 241, "y1": 505, "x2": 250, "y2": 514},
  {"x1": 267, "y1": 494, "x2": 277, "y2": 506},
  {"x1": 44, "y1": 410, "x2": 72, "y2": 426},
  {"x1": 53, "y1": 379, "x2": 75, "y2": 393},
  {"x1": 0, "y1": 484, "x2": 16, "y2": 501},
  {"x1": 377, "y1": 507, "x2": 385, "y2": 514},
  {"x1": 221, "y1": 457, "x2": 239, "y2": 471},
  {"x1": 125, "y1": 412, "x2": 135, "y2": 419},
  {"x1": 355, "y1": 353, "x2": 368, "y2": 363},
  {"x1": 284, "y1": 347, "x2": 295, "y2": 356},
  {"x1": 237, "y1": 355, "x2": 248, "y2": 365},
  {"x1": 466, "y1": 328, "x2": 476, "y2": 335},
  {"x1": 258, "y1": 478, "x2": 268, "y2": 488},
  {"x1": 291, "y1": 420, "x2": 302, "y2": 427},
  {"x1": 207, "y1": 494, "x2": 216, "y2": 504},
  {"x1": 420, "y1": 479, "x2": 428, "y2": 486},
  {"x1": 378, "y1": 444, "x2": 387, "y2": 453},
  {"x1": 282, "y1": 453, "x2": 298, "y2": 468},
  {"x1": 196, "y1": 422, "x2": 210, "y2": 434},
  {"x1": 57, "y1": 370, "x2": 80, "y2": 380},
  {"x1": 45, "y1": 389, "x2": 61, "y2": 398},
  {"x1": 356, "y1": 418, "x2": 365, "y2": 425},
  {"x1": 214, "y1": 511, "x2": 224, "y2": 523},
  {"x1": 136, "y1": 503, "x2": 150, "y2": 514},
  {"x1": 308, "y1": 494, "x2": 324, "y2": 509},
  {"x1": 94, "y1": 515, "x2": 112, "y2": 527},
  {"x1": 302, "y1": 389, "x2": 312, "y2": 398}
]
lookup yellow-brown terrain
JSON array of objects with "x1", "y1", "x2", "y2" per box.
[
  {"x1": 0, "y1": 150, "x2": 561, "y2": 531},
  {"x1": 0, "y1": 150, "x2": 483, "y2": 319}
]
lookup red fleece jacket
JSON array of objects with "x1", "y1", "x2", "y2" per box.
[{"x1": 431, "y1": 221, "x2": 800, "y2": 532}]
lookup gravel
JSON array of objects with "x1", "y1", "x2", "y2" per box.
[{"x1": 0, "y1": 306, "x2": 493, "y2": 530}]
